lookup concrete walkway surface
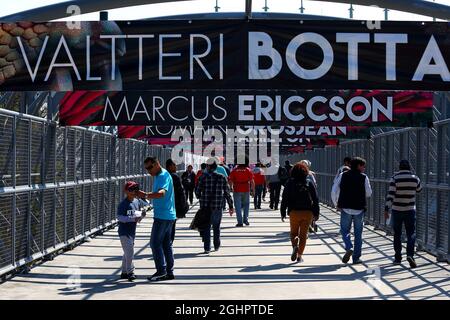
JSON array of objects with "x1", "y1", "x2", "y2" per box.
[{"x1": 0, "y1": 201, "x2": 448, "y2": 300}]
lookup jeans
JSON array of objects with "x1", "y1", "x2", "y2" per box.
[
  {"x1": 269, "y1": 182, "x2": 281, "y2": 208},
  {"x1": 234, "y1": 192, "x2": 250, "y2": 225},
  {"x1": 120, "y1": 235, "x2": 135, "y2": 274},
  {"x1": 150, "y1": 218, "x2": 175, "y2": 276},
  {"x1": 254, "y1": 185, "x2": 264, "y2": 209},
  {"x1": 171, "y1": 219, "x2": 177, "y2": 243},
  {"x1": 200, "y1": 209, "x2": 223, "y2": 251},
  {"x1": 340, "y1": 210, "x2": 365, "y2": 262},
  {"x1": 392, "y1": 210, "x2": 416, "y2": 260}
]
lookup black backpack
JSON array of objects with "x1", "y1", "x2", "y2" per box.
[
  {"x1": 289, "y1": 180, "x2": 313, "y2": 210},
  {"x1": 278, "y1": 167, "x2": 289, "y2": 183}
]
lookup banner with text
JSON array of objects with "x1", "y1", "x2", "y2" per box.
[
  {"x1": 0, "y1": 20, "x2": 449, "y2": 91},
  {"x1": 60, "y1": 90, "x2": 433, "y2": 127}
]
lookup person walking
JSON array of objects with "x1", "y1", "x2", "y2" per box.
[
  {"x1": 213, "y1": 156, "x2": 229, "y2": 178},
  {"x1": 252, "y1": 163, "x2": 266, "y2": 210},
  {"x1": 195, "y1": 163, "x2": 207, "y2": 188},
  {"x1": 384, "y1": 160, "x2": 422, "y2": 268},
  {"x1": 280, "y1": 162, "x2": 320, "y2": 263},
  {"x1": 300, "y1": 160, "x2": 317, "y2": 187},
  {"x1": 117, "y1": 181, "x2": 146, "y2": 281},
  {"x1": 139, "y1": 157, "x2": 176, "y2": 281},
  {"x1": 278, "y1": 162, "x2": 291, "y2": 187},
  {"x1": 334, "y1": 157, "x2": 352, "y2": 184},
  {"x1": 229, "y1": 158, "x2": 254, "y2": 227},
  {"x1": 181, "y1": 165, "x2": 196, "y2": 205},
  {"x1": 300, "y1": 159, "x2": 318, "y2": 233},
  {"x1": 266, "y1": 163, "x2": 282, "y2": 210},
  {"x1": 166, "y1": 159, "x2": 189, "y2": 243},
  {"x1": 332, "y1": 157, "x2": 372, "y2": 265},
  {"x1": 195, "y1": 157, "x2": 234, "y2": 253},
  {"x1": 261, "y1": 163, "x2": 268, "y2": 202}
]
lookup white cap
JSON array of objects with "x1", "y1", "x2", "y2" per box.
[{"x1": 207, "y1": 157, "x2": 218, "y2": 165}]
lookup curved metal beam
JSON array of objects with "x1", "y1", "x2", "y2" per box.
[
  {"x1": 1, "y1": 0, "x2": 449, "y2": 21},
  {"x1": 309, "y1": 0, "x2": 450, "y2": 20},
  {"x1": 146, "y1": 12, "x2": 346, "y2": 20}
]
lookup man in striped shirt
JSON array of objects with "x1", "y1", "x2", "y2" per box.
[{"x1": 384, "y1": 160, "x2": 422, "y2": 268}]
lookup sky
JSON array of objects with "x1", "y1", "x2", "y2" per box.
[{"x1": 1, "y1": 0, "x2": 449, "y2": 21}]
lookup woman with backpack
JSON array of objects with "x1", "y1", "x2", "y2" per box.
[{"x1": 280, "y1": 162, "x2": 320, "y2": 262}]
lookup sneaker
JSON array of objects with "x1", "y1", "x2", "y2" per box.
[
  {"x1": 203, "y1": 250, "x2": 210, "y2": 254},
  {"x1": 342, "y1": 249, "x2": 353, "y2": 263},
  {"x1": 269, "y1": 205, "x2": 273, "y2": 209},
  {"x1": 291, "y1": 246, "x2": 298, "y2": 262},
  {"x1": 120, "y1": 273, "x2": 128, "y2": 280},
  {"x1": 297, "y1": 256, "x2": 303, "y2": 263},
  {"x1": 127, "y1": 273, "x2": 137, "y2": 281},
  {"x1": 352, "y1": 259, "x2": 363, "y2": 265},
  {"x1": 393, "y1": 258, "x2": 402, "y2": 265},
  {"x1": 236, "y1": 223, "x2": 244, "y2": 227},
  {"x1": 214, "y1": 246, "x2": 220, "y2": 252},
  {"x1": 164, "y1": 274, "x2": 175, "y2": 280},
  {"x1": 147, "y1": 272, "x2": 168, "y2": 282},
  {"x1": 407, "y1": 256, "x2": 417, "y2": 268},
  {"x1": 244, "y1": 221, "x2": 250, "y2": 226}
]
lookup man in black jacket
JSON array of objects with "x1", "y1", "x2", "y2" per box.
[
  {"x1": 166, "y1": 159, "x2": 189, "y2": 242},
  {"x1": 331, "y1": 157, "x2": 372, "y2": 265},
  {"x1": 195, "y1": 158, "x2": 234, "y2": 254},
  {"x1": 182, "y1": 165, "x2": 196, "y2": 205}
]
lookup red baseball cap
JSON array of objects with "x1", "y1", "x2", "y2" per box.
[{"x1": 124, "y1": 181, "x2": 139, "y2": 191}]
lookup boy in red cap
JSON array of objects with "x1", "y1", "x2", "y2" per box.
[{"x1": 117, "y1": 181, "x2": 147, "y2": 281}]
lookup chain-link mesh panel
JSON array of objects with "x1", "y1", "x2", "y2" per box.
[
  {"x1": 16, "y1": 118, "x2": 29, "y2": 187},
  {"x1": 427, "y1": 189, "x2": 438, "y2": 248},
  {"x1": 74, "y1": 185, "x2": 83, "y2": 236},
  {"x1": 66, "y1": 128, "x2": 75, "y2": 182},
  {"x1": 43, "y1": 189, "x2": 55, "y2": 250},
  {"x1": 30, "y1": 121, "x2": 43, "y2": 186},
  {"x1": 75, "y1": 130, "x2": 83, "y2": 182},
  {"x1": 437, "y1": 190, "x2": 448, "y2": 253},
  {"x1": 92, "y1": 133, "x2": 98, "y2": 180},
  {"x1": 55, "y1": 127, "x2": 65, "y2": 183},
  {"x1": 115, "y1": 139, "x2": 121, "y2": 177},
  {"x1": 0, "y1": 194, "x2": 12, "y2": 269},
  {"x1": 30, "y1": 190, "x2": 42, "y2": 254},
  {"x1": 44, "y1": 125, "x2": 56, "y2": 184},
  {"x1": 83, "y1": 184, "x2": 91, "y2": 233},
  {"x1": 416, "y1": 190, "x2": 427, "y2": 246},
  {"x1": 84, "y1": 131, "x2": 92, "y2": 181},
  {"x1": 427, "y1": 128, "x2": 438, "y2": 184},
  {"x1": 0, "y1": 115, "x2": 13, "y2": 188},
  {"x1": 66, "y1": 187, "x2": 75, "y2": 241},
  {"x1": 120, "y1": 140, "x2": 126, "y2": 176},
  {"x1": 104, "y1": 136, "x2": 110, "y2": 178},
  {"x1": 55, "y1": 188, "x2": 64, "y2": 244},
  {"x1": 14, "y1": 192, "x2": 28, "y2": 262},
  {"x1": 98, "y1": 182, "x2": 106, "y2": 226}
]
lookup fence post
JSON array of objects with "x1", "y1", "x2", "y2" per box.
[{"x1": 11, "y1": 115, "x2": 17, "y2": 266}]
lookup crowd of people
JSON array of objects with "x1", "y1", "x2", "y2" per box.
[{"x1": 116, "y1": 155, "x2": 422, "y2": 282}]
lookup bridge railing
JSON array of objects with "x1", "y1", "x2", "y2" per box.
[
  {"x1": 284, "y1": 93, "x2": 450, "y2": 263},
  {"x1": 0, "y1": 108, "x2": 172, "y2": 277}
]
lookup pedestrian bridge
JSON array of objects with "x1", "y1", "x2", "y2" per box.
[{"x1": 0, "y1": 202, "x2": 448, "y2": 300}]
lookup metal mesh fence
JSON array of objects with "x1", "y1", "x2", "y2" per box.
[
  {"x1": 0, "y1": 109, "x2": 168, "y2": 275},
  {"x1": 285, "y1": 115, "x2": 450, "y2": 262}
]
